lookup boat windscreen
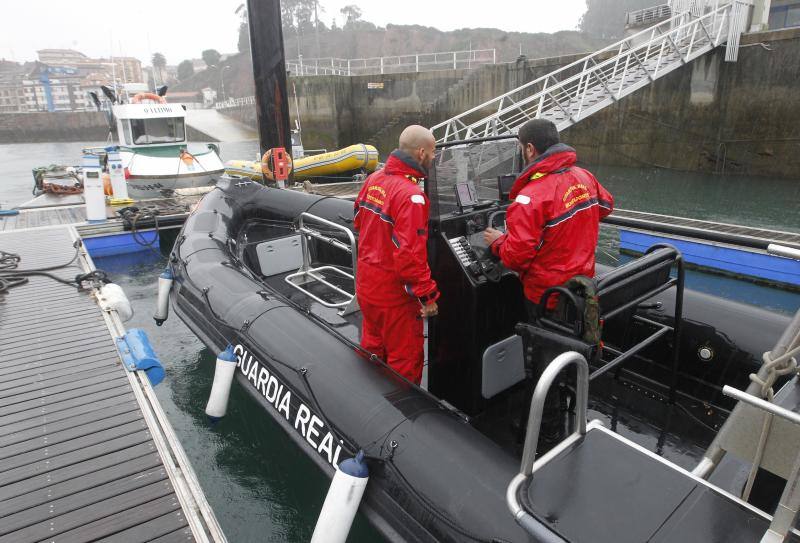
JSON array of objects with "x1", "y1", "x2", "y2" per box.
[
  {"x1": 428, "y1": 139, "x2": 521, "y2": 218},
  {"x1": 130, "y1": 117, "x2": 186, "y2": 144}
]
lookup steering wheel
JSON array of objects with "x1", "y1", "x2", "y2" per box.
[{"x1": 487, "y1": 210, "x2": 507, "y2": 232}]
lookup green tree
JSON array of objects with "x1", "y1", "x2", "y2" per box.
[
  {"x1": 579, "y1": 0, "x2": 655, "y2": 39},
  {"x1": 281, "y1": 0, "x2": 316, "y2": 31},
  {"x1": 236, "y1": 4, "x2": 250, "y2": 53},
  {"x1": 151, "y1": 52, "x2": 167, "y2": 85},
  {"x1": 340, "y1": 4, "x2": 362, "y2": 26},
  {"x1": 177, "y1": 59, "x2": 195, "y2": 81},
  {"x1": 201, "y1": 49, "x2": 222, "y2": 68}
]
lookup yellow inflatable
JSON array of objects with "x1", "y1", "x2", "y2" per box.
[{"x1": 225, "y1": 144, "x2": 379, "y2": 182}]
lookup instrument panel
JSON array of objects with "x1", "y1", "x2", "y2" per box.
[{"x1": 439, "y1": 205, "x2": 513, "y2": 286}]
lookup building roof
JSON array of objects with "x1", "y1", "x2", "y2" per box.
[{"x1": 37, "y1": 48, "x2": 88, "y2": 56}]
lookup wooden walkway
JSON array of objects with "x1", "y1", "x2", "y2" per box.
[
  {"x1": 0, "y1": 226, "x2": 224, "y2": 543},
  {"x1": 607, "y1": 209, "x2": 800, "y2": 250},
  {"x1": 0, "y1": 197, "x2": 200, "y2": 237}
]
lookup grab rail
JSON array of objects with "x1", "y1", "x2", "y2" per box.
[
  {"x1": 284, "y1": 212, "x2": 359, "y2": 314},
  {"x1": 506, "y1": 351, "x2": 588, "y2": 539},
  {"x1": 723, "y1": 384, "x2": 800, "y2": 542}
]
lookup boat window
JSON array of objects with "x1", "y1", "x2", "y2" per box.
[
  {"x1": 130, "y1": 117, "x2": 186, "y2": 144},
  {"x1": 122, "y1": 120, "x2": 133, "y2": 145},
  {"x1": 429, "y1": 138, "x2": 520, "y2": 218}
]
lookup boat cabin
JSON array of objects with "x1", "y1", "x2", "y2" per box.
[{"x1": 113, "y1": 103, "x2": 187, "y2": 147}]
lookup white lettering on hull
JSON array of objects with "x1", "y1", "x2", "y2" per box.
[{"x1": 233, "y1": 344, "x2": 343, "y2": 468}]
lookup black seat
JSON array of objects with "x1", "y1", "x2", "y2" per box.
[
  {"x1": 520, "y1": 244, "x2": 685, "y2": 401},
  {"x1": 522, "y1": 426, "x2": 778, "y2": 543}
]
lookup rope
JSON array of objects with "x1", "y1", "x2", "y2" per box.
[
  {"x1": 0, "y1": 241, "x2": 108, "y2": 295},
  {"x1": 741, "y1": 343, "x2": 800, "y2": 501}
]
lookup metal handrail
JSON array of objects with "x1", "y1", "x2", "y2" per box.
[
  {"x1": 284, "y1": 212, "x2": 358, "y2": 312},
  {"x1": 626, "y1": 3, "x2": 673, "y2": 25},
  {"x1": 506, "y1": 351, "x2": 588, "y2": 539},
  {"x1": 214, "y1": 96, "x2": 256, "y2": 110},
  {"x1": 286, "y1": 49, "x2": 497, "y2": 77},
  {"x1": 297, "y1": 212, "x2": 357, "y2": 275},
  {"x1": 722, "y1": 385, "x2": 800, "y2": 426},
  {"x1": 431, "y1": 1, "x2": 741, "y2": 142},
  {"x1": 723, "y1": 382, "x2": 800, "y2": 541}
]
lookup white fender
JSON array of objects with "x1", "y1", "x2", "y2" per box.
[
  {"x1": 311, "y1": 450, "x2": 369, "y2": 543},
  {"x1": 153, "y1": 267, "x2": 173, "y2": 326},
  {"x1": 97, "y1": 283, "x2": 133, "y2": 322},
  {"x1": 205, "y1": 345, "x2": 238, "y2": 421}
]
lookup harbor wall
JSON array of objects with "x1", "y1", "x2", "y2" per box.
[
  {"x1": 222, "y1": 27, "x2": 800, "y2": 179},
  {"x1": 564, "y1": 27, "x2": 800, "y2": 178},
  {"x1": 0, "y1": 112, "x2": 108, "y2": 144}
]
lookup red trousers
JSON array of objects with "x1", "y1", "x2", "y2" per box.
[{"x1": 359, "y1": 298, "x2": 424, "y2": 384}]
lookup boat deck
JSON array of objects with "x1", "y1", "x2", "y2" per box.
[{"x1": 0, "y1": 226, "x2": 224, "y2": 542}]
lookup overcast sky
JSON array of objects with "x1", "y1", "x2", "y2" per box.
[{"x1": 0, "y1": 0, "x2": 586, "y2": 65}]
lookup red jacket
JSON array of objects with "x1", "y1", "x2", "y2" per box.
[
  {"x1": 491, "y1": 144, "x2": 613, "y2": 305},
  {"x1": 354, "y1": 151, "x2": 440, "y2": 307}
]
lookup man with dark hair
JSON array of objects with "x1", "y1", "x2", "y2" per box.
[
  {"x1": 353, "y1": 125, "x2": 440, "y2": 384},
  {"x1": 484, "y1": 119, "x2": 614, "y2": 319}
]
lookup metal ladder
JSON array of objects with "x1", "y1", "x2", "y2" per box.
[
  {"x1": 431, "y1": 0, "x2": 752, "y2": 144},
  {"x1": 284, "y1": 212, "x2": 360, "y2": 316}
]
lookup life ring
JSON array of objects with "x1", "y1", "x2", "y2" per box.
[
  {"x1": 261, "y1": 148, "x2": 293, "y2": 182},
  {"x1": 131, "y1": 92, "x2": 167, "y2": 104}
]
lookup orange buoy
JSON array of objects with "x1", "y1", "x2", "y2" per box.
[
  {"x1": 131, "y1": 92, "x2": 167, "y2": 104},
  {"x1": 102, "y1": 172, "x2": 113, "y2": 195},
  {"x1": 261, "y1": 147, "x2": 293, "y2": 182},
  {"x1": 180, "y1": 149, "x2": 196, "y2": 166}
]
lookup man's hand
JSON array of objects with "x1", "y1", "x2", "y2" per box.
[
  {"x1": 420, "y1": 301, "x2": 438, "y2": 318},
  {"x1": 483, "y1": 227, "x2": 503, "y2": 246}
]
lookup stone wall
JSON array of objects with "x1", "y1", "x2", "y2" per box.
[
  {"x1": 223, "y1": 26, "x2": 796, "y2": 178},
  {"x1": 0, "y1": 112, "x2": 109, "y2": 144},
  {"x1": 563, "y1": 27, "x2": 800, "y2": 178}
]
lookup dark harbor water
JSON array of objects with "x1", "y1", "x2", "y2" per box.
[
  {"x1": 93, "y1": 251, "x2": 382, "y2": 542},
  {"x1": 1, "y1": 141, "x2": 798, "y2": 542}
]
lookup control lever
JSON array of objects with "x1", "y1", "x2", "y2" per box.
[{"x1": 480, "y1": 260, "x2": 503, "y2": 283}]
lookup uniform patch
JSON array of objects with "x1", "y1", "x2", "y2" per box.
[
  {"x1": 515, "y1": 194, "x2": 531, "y2": 205},
  {"x1": 410, "y1": 194, "x2": 425, "y2": 204}
]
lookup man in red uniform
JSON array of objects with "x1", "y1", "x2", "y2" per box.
[
  {"x1": 484, "y1": 119, "x2": 614, "y2": 319},
  {"x1": 353, "y1": 125, "x2": 440, "y2": 384}
]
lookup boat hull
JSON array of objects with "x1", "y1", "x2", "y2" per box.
[
  {"x1": 169, "y1": 176, "x2": 792, "y2": 542},
  {"x1": 126, "y1": 170, "x2": 225, "y2": 198},
  {"x1": 121, "y1": 143, "x2": 225, "y2": 198}
]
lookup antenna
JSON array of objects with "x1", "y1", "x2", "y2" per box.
[
  {"x1": 119, "y1": 41, "x2": 129, "y2": 101},
  {"x1": 292, "y1": 81, "x2": 302, "y2": 135}
]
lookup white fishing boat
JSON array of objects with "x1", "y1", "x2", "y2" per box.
[
  {"x1": 99, "y1": 92, "x2": 224, "y2": 198},
  {"x1": 26, "y1": 90, "x2": 225, "y2": 206}
]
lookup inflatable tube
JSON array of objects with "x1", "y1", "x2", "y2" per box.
[
  {"x1": 225, "y1": 144, "x2": 379, "y2": 182},
  {"x1": 170, "y1": 175, "x2": 791, "y2": 542}
]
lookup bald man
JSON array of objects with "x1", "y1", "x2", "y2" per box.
[{"x1": 353, "y1": 125, "x2": 440, "y2": 384}]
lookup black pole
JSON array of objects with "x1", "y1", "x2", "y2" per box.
[{"x1": 247, "y1": 0, "x2": 292, "y2": 164}]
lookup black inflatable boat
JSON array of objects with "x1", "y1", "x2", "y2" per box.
[{"x1": 166, "y1": 135, "x2": 798, "y2": 542}]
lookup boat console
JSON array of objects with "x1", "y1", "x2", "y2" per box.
[{"x1": 425, "y1": 140, "x2": 530, "y2": 414}]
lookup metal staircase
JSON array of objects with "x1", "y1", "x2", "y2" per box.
[{"x1": 431, "y1": 0, "x2": 752, "y2": 143}]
